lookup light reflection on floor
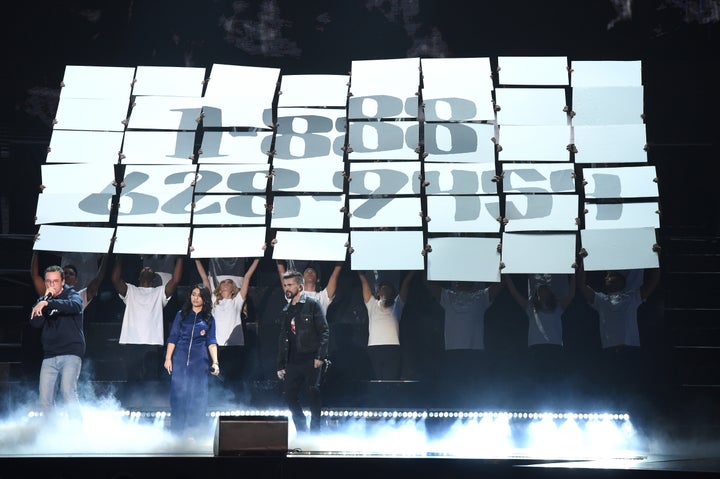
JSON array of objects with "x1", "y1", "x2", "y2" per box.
[{"x1": 0, "y1": 403, "x2": 646, "y2": 462}]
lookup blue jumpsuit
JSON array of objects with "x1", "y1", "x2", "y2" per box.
[{"x1": 167, "y1": 310, "x2": 217, "y2": 436}]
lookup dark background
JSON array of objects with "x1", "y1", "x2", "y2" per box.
[{"x1": 2, "y1": 0, "x2": 719, "y2": 442}]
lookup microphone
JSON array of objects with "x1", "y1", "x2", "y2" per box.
[{"x1": 42, "y1": 292, "x2": 53, "y2": 301}]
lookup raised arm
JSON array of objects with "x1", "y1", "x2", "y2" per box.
[
  {"x1": 195, "y1": 258, "x2": 210, "y2": 289},
  {"x1": 358, "y1": 271, "x2": 373, "y2": 303},
  {"x1": 30, "y1": 250, "x2": 45, "y2": 296},
  {"x1": 576, "y1": 249, "x2": 595, "y2": 304},
  {"x1": 111, "y1": 255, "x2": 128, "y2": 297},
  {"x1": 324, "y1": 262, "x2": 343, "y2": 301},
  {"x1": 239, "y1": 258, "x2": 261, "y2": 300},
  {"x1": 276, "y1": 260, "x2": 287, "y2": 285},
  {"x1": 399, "y1": 270, "x2": 416, "y2": 303},
  {"x1": 502, "y1": 274, "x2": 527, "y2": 309},
  {"x1": 560, "y1": 273, "x2": 576, "y2": 310},
  {"x1": 164, "y1": 256, "x2": 184, "y2": 297},
  {"x1": 86, "y1": 254, "x2": 109, "y2": 303},
  {"x1": 640, "y1": 268, "x2": 660, "y2": 301}
]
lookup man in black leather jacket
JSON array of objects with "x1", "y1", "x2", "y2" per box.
[{"x1": 277, "y1": 269, "x2": 329, "y2": 433}]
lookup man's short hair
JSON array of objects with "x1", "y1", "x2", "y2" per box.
[
  {"x1": 44, "y1": 265, "x2": 65, "y2": 280},
  {"x1": 282, "y1": 269, "x2": 304, "y2": 284}
]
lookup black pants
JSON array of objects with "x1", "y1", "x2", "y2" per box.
[
  {"x1": 367, "y1": 345, "x2": 401, "y2": 380},
  {"x1": 283, "y1": 359, "x2": 323, "y2": 432}
]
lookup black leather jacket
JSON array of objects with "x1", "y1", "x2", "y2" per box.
[{"x1": 277, "y1": 292, "x2": 329, "y2": 370}]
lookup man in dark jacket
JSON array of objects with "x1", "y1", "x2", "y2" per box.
[
  {"x1": 277, "y1": 269, "x2": 329, "y2": 433},
  {"x1": 30, "y1": 265, "x2": 84, "y2": 418}
]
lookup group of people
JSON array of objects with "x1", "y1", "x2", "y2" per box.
[{"x1": 28, "y1": 249, "x2": 660, "y2": 437}]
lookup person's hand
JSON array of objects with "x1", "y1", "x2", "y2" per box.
[
  {"x1": 210, "y1": 362, "x2": 220, "y2": 376},
  {"x1": 313, "y1": 359, "x2": 324, "y2": 369},
  {"x1": 277, "y1": 369, "x2": 286, "y2": 380},
  {"x1": 164, "y1": 358, "x2": 172, "y2": 375},
  {"x1": 30, "y1": 301, "x2": 48, "y2": 319}
]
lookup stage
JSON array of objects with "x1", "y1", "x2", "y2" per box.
[{"x1": 1, "y1": 401, "x2": 719, "y2": 479}]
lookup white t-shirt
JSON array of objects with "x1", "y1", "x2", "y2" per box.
[
  {"x1": 118, "y1": 284, "x2": 169, "y2": 345},
  {"x1": 303, "y1": 289, "x2": 331, "y2": 316},
  {"x1": 526, "y1": 305, "x2": 564, "y2": 347},
  {"x1": 366, "y1": 296, "x2": 404, "y2": 346},
  {"x1": 593, "y1": 290, "x2": 643, "y2": 348},
  {"x1": 441, "y1": 288, "x2": 491, "y2": 350},
  {"x1": 212, "y1": 293, "x2": 246, "y2": 346}
]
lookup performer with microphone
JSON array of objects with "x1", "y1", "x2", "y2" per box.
[{"x1": 30, "y1": 265, "x2": 84, "y2": 419}]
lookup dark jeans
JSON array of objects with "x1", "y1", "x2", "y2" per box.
[{"x1": 283, "y1": 358, "x2": 323, "y2": 432}]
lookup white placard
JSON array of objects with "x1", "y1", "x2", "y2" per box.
[
  {"x1": 113, "y1": 226, "x2": 190, "y2": 255},
  {"x1": 504, "y1": 194, "x2": 579, "y2": 232},
  {"x1": 133, "y1": 66, "x2": 206, "y2": 97},
  {"x1": 121, "y1": 131, "x2": 196, "y2": 164},
  {"x1": 278, "y1": 74, "x2": 350, "y2": 108},
  {"x1": 350, "y1": 230, "x2": 425, "y2": 270},
  {"x1": 426, "y1": 195, "x2": 501, "y2": 233},
  {"x1": 348, "y1": 162, "x2": 420, "y2": 195},
  {"x1": 570, "y1": 61, "x2": 642, "y2": 87},
  {"x1": 498, "y1": 56, "x2": 569, "y2": 85},
  {"x1": 191, "y1": 194, "x2": 267, "y2": 225},
  {"x1": 349, "y1": 197, "x2": 422, "y2": 229},
  {"x1": 348, "y1": 58, "x2": 420, "y2": 119},
  {"x1": 583, "y1": 165, "x2": 658, "y2": 199},
  {"x1": 424, "y1": 163, "x2": 497, "y2": 195},
  {"x1": 271, "y1": 195, "x2": 345, "y2": 229},
  {"x1": 424, "y1": 123, "x2": 495, "y2": 163},
  {"x1": 498, "y1": 125, "x2": 571, "y2": 162},
  {"x1": 347, "y1": 121, "x2": 419, "y2": 160},
  {"x1": 190, "y1": 226, "x2": 267, "y2": 258},
  {"x1": 502, "y1": 163, "x2": 576, "y2": 193},
  {"x1": 272, "y1": 158, "x2": 344, "y2": 193},
  {"x1": 126, "y1": 96, "x2": 202, "y2": 130},
  {"x1": 195, "y1": 164, "x2": 270, "y2": 194},
  {"x1": 274, "y1": 107, "x2": 346, "y2": 160},
  {"x1": 34, "y1": 225, "x2": 115, "y2": 254},
  {"x1": 272, "y1": 231, "x2": 349, "y2": 262},
  {"x1": 198, "y1": 131, "x2": 273, "y2": 164},
  {"x1": 580, "y1": 228, "x2": 659, "y2": 271},
  {"x1": 60, "y1": 65, "x2": 135, "y2": 99},
  {"x1": 501, "y1": 232, "x2": 577, "y2": 274},
  {"x1": 571, "y1": 87, "x2": 644, "y2": 125},
  {"x1": 35, "y1": 193, "x2": 113, "y2": 224},
  {"x1": 426, "y1": 236, "x2": 501, "y2": 282},
  {"x1": 204, "y1": 64, "x2": 280, "y2": 102},
  {"x1": 53, "y1": 97, "x2": 130, "y2": 132},
  {"x1": 573, "y1": 124, "x2": 647, "y2": 164},
  {"x1": 41, "y1": 164, "x2": 116, "y2": 193},
  {"x1": 495, "y1": 88, "x2": 569, "y2": 125},
  {"x1": 584, "y1": 202, "x2": 660, "y2": 230},
  {"x1": 202, "y1": 96, "x2": 273, "y2": 129},
  {"x1": 46, "y1": 130, "x2": 123, "y2": 164},
  {"x1": 421, "y1": 57, "x2": 495, "y2": 121},
  {"x1": 117, "y1": 165, "x2": 197, "y2": 224}
]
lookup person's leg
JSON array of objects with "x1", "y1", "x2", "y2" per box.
[
  {"x1": 57, "y1": 355, "x2": 82, "y2": 418},
  {"x1": 284, "y1": 362, "x2": 307, "y2": 432},
  {"x1": 38, "y1": 357, "x2": 60, "y2": 413},
  {"x1": 306, "y1": 364, "x2": 323, "y2": 431}
]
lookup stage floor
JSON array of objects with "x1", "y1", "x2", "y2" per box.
[{"x1": 1, "y1": 408, "x2": 719, "y2": 478}]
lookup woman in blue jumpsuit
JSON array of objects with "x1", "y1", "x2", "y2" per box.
[{"x1": 164, "y1": 285, "x2": 220, "y2": 436}]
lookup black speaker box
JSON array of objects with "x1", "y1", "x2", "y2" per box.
[{"x1": 214, "y1": 415, "x2": 289, "y2": 456}]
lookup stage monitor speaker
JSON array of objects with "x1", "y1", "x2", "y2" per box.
[{"x1": 214, "y1": 415, "x2": 289, "y2": 456}]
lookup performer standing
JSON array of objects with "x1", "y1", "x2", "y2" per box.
[
  {"x1": 164, "y1": 285, "x2": 220, "y2": 437},
  {"x1": 276, "y1": 270, "x2": 329, "y2": 433},
  {"x1": 29, "y1": 265, "x2": 84, "y2": 418}
]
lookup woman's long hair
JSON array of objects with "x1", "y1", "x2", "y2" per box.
[
  {"x1": 181, "y1": 284, "x2": 213, "y2": 325},
  {"x1": 212, "y1": 279, "x2": 239, "y2": 305}
]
